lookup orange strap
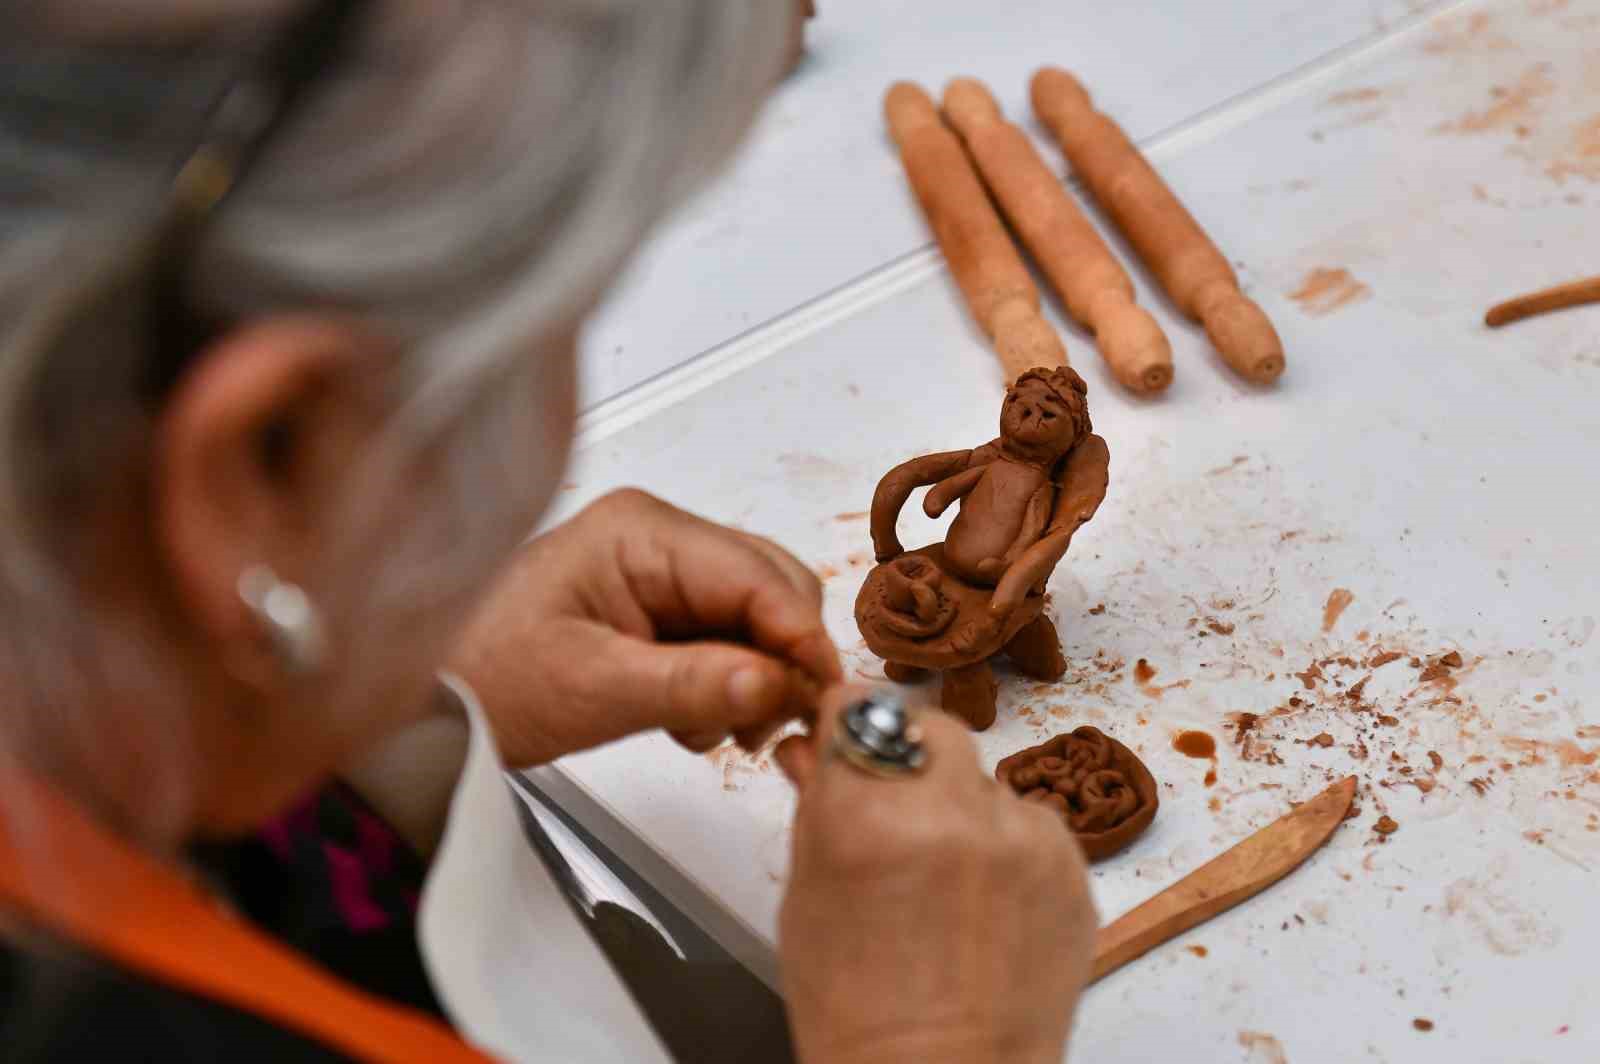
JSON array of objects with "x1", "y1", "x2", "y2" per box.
[{"x1": 0, "y1": 772, "x2": 498, "y2": 1064}]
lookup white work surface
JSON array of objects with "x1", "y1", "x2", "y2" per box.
[{"x1": 538, "y1": 2, "x2": 1600, "y2": 1060}]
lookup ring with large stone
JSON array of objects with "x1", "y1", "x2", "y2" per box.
[{"x1": 831, "y1": 689, "x2": 928, "y2": 779}]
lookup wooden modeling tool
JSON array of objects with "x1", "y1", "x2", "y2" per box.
[
  {"x1": 942, "y1": 77, "x2": 1173, "y2": 394},
  {"x1": 885, "y1": 81, "x2": 1069, "y2": 383},
  {"x1": 1090, "y1": 775, "x2": 1356, "y2": 983},
  {"x1": 1485, "y1": 274, "x2": 1600, "y2": 327},
  {"x1": 1031, "y1": 67, "x2": 1285, "y2": 385}
]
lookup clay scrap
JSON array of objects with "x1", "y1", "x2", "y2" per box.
[
  {"x1": 996, "y1": 726, "x2": 1159, "y2": 861},
  {"x1": 1484, "y1": 273, "x2": 1600, "y2": 327},
  {"x1": 855, "y1": 366, "x2": 1110, "y2": 729}
]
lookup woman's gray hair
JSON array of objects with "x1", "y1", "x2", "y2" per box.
[{"x1": 0, "y1": 0, "x2": 787, "y2": 838}]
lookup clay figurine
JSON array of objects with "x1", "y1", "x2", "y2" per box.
[
  {"x1": 854, "y1": 366, "x2": 1110, "y2": 729},
  {"x1": 995, "y1": 727, "x2": 1158, "y2": 861}
]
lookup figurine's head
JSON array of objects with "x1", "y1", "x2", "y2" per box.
[{"x1": 1000, "y1": 367, "x2": 1091, "y2": 460}]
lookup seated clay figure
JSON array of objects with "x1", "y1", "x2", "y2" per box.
[{"x1": 855, "y1": 366, "x2": 1110, "y2": 729}]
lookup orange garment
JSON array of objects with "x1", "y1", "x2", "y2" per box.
[{"x1": 0, "y1": 772, "x2": 497, "y2": 1064}]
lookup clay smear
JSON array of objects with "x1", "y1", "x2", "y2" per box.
[
  {"x1": 1324, "y1": 86, "x2": 1386, "y2": 107},
  {"x1": 1434, "y1": 64, "x2": 1554, "y2": 136},
  {"x1": 1237, "y1": 1030, "x2": 1289, "y2": 1064},
  {"x1": 1323, "y1": 588, "x2": 1355, "y2": 632},
  {"x1": 1421, "y1": 11, "x2": 1513, "y2": 55},
  {"x1": 1547, "y1": 114, "x2": 1600, "y2": 183},
  {"x1": 1290, "y1": 268, "x2": 1370, "y2": 317}
]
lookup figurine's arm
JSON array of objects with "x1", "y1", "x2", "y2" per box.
[
  {"x1": 870, "y1": 449, "x2": 974, "y2": 560},
  {"x1": 1004, "y1": 482, "x2": 1055, "y2": 559},
  {"x1": 989, "y1": 434, "x2": 1110, "y2": 616},
  {"x1": 923, "y1": 466, "x2": 985, "y2": 518}
]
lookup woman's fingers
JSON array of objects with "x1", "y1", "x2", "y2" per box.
[
  {"x1": 774, "y1": 733, "x2": 818, "y2": 790},
  {"x1": 734, "y1": 529, "x2": 826, "y2": 611},
  {"x1": 597, "y1": 494, "x2": 843, "y2": 687},
  {"x1": 798, "y1": 684, "x2": 987, "y2": 810}
]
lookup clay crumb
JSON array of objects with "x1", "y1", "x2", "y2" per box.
[
  {"x1": 1438, "y1": 650, "x2": 1463, "y2": 668},
  {"x1": 1368, "y1": 650, "x2": 1403, "y2": 668},
  {"x1": 1205, "y1": 618, "x2": 1236, "y2": 636},
  {"x1": 1310, "y1": 732, "x2": 1336, "y2": 748},
  {"x1": 1374, "y1": 815, "x2": 1400, "y2": 835},
  {"x1": 1322, "y1": 587, "x2": 1355, "y2": 632},
  {"x1": 1413, "y1": 1018, "x2": 1434, "y2": 1032},
  {"x1": 1134, "y1": 658, "x2": 1157, "y2": 684},
  {"x1": 1088, "y1": 603, "x2": 1106, "y2": 615},
  {"x1": 1187, "y1": 945, "x2": 1209, "y2": 958},
  {"x1": 1428, "y1": 751, "x2": 1444, "y2": 771}
]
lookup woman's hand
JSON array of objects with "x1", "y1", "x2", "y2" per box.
[
  {"x1": 775, "y1": 687, "x2": 1097, "y2": 1064},
  {"x1": 450, "y1": 489, "x2": 841, "y2": 767}
]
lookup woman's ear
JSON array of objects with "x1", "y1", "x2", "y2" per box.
[{"x1": 152, "y1": 314, "x2": 390, "y2": 674}]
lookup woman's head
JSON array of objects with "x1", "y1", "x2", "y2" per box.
[{"x1": 0, "y1": 0, "x2": 787, "y2": 843}]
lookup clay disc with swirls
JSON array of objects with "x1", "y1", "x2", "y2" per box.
[{"x1": 995, "y1": 727, "x2": 1159, "y2": 861}]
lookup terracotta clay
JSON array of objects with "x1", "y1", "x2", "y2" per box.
[
  {"x1": 1031, "y1": 68, "x2": 1285, "y2": 385},
  {"x1": 941, "y1": 78, "x2": 1174, "y2": 394},
  {"x1": 855, "y1": 366, "x2": 1110, "y2": 729},
  {"x1": 995, "y1": 726, "x2": 1159, "y2": 861},
  {"x1": 1485, "y1": 274, "x2": 1600, "y2": 327},
  {"x1": 884, "y1": 82, "x2": 1069, "y2": 383}
]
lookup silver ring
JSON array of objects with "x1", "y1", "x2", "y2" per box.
[{"x1": 831, "y1": 689, "x2": 928, "y2": 779}]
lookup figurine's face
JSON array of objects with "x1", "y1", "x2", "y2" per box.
[{"x1": 1001, "y1": 379, "x2": 1079, "y2": 455}]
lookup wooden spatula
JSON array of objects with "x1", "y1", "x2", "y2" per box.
[{"x1": 1092, "y1": 775, "x2": 1357, "y2": 983}]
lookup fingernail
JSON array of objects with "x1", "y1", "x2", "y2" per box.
[{"x1": 729, "y1": 667, "x2": 769, "y2": 714}]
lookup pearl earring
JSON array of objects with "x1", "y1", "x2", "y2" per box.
[{"x1": 238, "y1": 565, "x2": 326, "y2": 677}]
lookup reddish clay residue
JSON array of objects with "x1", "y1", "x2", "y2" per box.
[
  {"x1": 1435, "y1": 65, "x2": 1554, "y2": 135},
  {"x1": 1290, "y1": 268, "x2": 1371, "y2": 317},
  {"x1": 1325, "y1": 86, "x2": 1386, "y2": 106},
  {"x1": 996, "y1": 727, "x2": 1160, "y2": 861},
  {"x1": 1174, "y1": 730, "x2": 1218, "y2": 787},
  {"x1": 1414, "y1": 1018, "x2": 1435, "y2": 1032},
  {"x1": 856, "y1": 367, "x2": 1110, "y2": 730},
  {"x1": 1187, "y1": 945, "x2": 1209, "y2": 958},
  {"x1": 833, "y1": 510, "x2": 868, "y2": 522},
  {"x1": 1374, "y1": 815, "x2": 1400, "y2": 835},
  {"x1": 1547, "y1": 115, "x2": 1600, "y2": 183},
  {"x1": 1237, "y1": 1031, "x2": 1288, "y2": 1064},
  {"x1": 1322, "y1": 588, "x2": 1355, "y2": 631},
  {"x1": 1174, "y1": 730, "x2": 1216, "y2": 759}
]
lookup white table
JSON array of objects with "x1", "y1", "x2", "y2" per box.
[{"x1": 538, "y1": 1, "x2": 1600, "y2": 1059}]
